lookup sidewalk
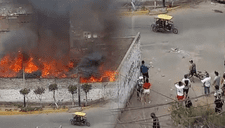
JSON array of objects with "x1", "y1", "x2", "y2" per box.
[{"x1": 0, "y1": 100, "x2": 119, "y2": 128}]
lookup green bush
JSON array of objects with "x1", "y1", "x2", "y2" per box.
[
  {"x1": 141, "y1": 6, "x2": 146, "y2": 11},
  {"x1": 20, "y1": 107, "x2": 43, "y2": 112},
  {"x1": 170, "y1": 102, "x2": 225, "y2": 127}
]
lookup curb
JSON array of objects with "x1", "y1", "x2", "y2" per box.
[
  {"x1": 120, "y1": 10, "x2": 150, "y2": 16},
  {"x1": 167, "y1": 6, "x2": 181, "y2": 11},
  {"x1": 120, "y1": 6, "x2": 182, "y2": 16},
  {"x1": 0, "y1": 109, "x2": 68, "y2": 116}
]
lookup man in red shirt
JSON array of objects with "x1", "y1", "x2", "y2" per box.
[{"x1": 143, "y1": 79, "x2": 151, "y2": 89}]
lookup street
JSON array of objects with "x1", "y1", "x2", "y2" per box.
[
  {"x1": 116, "y1": 2, "x2": 225, "y2": 128},
  {"x1": 0, "y1": 1, "x2": 225, "y2": 128}
]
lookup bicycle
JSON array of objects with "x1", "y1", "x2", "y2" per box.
[{"x1": 188, "y1": 70, "x2": 207, "y2": 82}]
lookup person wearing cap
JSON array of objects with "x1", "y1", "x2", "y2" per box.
[
  {"x1": 189, "y1": 60, "x2": 197, "y2": 81},
  {"x1": 151, "y1": 113, "x2": 160, "y2": 128},
  {"x1": 175, "y1": 81, "x2": 185, "y2": 101},
  {"x1": 201, "y1": 73, "x2": 211, "y2": 95},
  {"x1": 140, "y1": 60, "x2": 150, "y2": 83},
  {"x1": 212, "y1": 71, "x2": 220, "y2": 90}
]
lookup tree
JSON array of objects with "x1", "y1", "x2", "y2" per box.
[
  {"x1": 19, "y1": 88, "x2": 30, "y2": 107},
  {"x1": 82, "y1": 83, "x2": 92, "y2": 106},
  {"x1": 49, "y1": 84, "x2": 58, "y2": 108},
  {"x1": 68, "y1": 85, "x2": 77, "y2": 106},
  {"x1": 34, "y1": 87, "x2": 45, "y2": 107},
  {"x1": 162, "y1": 0, "x2": 165, "y2": 7}
]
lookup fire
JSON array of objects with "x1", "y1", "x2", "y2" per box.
[
  {"x1": 25, "y1": 57, "x2": 38, "y2": 73},
  {"x1": 0, "y1": 52, "x2": 74, "y2": 78},
  {"x1": 80, "y1": 71, "x2": 117, "y2": 83},
  {"x1": 0, "y1": 51, "x2": 117, "y2": 83}
]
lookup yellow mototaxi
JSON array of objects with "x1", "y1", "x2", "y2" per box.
[
  {"x1": 151, "y1": 14, "x2": 178, "y2": 34},
  {"x1": 70, "y1": 112, "x2": 90, "y2": 127}
]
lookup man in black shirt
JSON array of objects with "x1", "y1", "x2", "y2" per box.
[
  {"x1": 214, "y1": 94, "x2": 224, "y2": 113},
  {"x1": 151, "y1": 113, "x2": 160, "y2": 128},
  {"x1": 185, "y1": 96, "x2": 193, "y2": 108}
]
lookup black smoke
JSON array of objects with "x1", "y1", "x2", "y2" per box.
[{"x1": 1, "y1": 0, "x2": 120, "y2": 78}]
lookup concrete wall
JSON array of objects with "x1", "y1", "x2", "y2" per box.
[{"x1": 0, "y1": 33, "x2": 141, "y2": 106}]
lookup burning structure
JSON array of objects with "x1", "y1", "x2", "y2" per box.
[{"x1": 0, "y1": 0, "x2": 125, "y2": 83}]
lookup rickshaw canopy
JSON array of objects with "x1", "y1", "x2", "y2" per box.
[
  {"x1": 73, "y1": 112, "x2": 86, "y2": 116},
  {"x1": 156, "y1": 14, "x2": 173, "y2": 20}
]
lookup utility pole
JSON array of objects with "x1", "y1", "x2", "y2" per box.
[
  {"x1": 23, "y1": 67, "x2": 26, "y2": 107},
  {"x1": 163, "y1": 0, "x2": 166, "y2": 7},
  {"x1": 77, "y1": 70, "x2": 81, "y2": 107},
  {"x1": 78, "y1": 78, "x2": 81, "y2": 107}
]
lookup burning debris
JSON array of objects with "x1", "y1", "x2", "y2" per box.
[{"x1": 77, "y1": 52, "x2": 117, "y2": 83}]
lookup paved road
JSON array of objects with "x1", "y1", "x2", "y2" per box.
[
  {"x1": 0, "y1": 102, "x2": 117, "y2": 128},
  {"x1": 116, "y1": 2, "x2": 225, "y2": 128}
]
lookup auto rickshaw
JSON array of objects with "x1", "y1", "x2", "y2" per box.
[
  {"x1": 70, "y1": 112, "x2": 90, "y2": 127},
  {"x1": 151, "y1": 14, "x2": 178, "y2": 34}
]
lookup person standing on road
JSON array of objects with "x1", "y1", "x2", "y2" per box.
[
  {"x1": 175, "y1": 81, "x2": 185, "y2": 100},
  {"x1": 189, "y1": 60, "x2": 197, "y2": 77},
  {"x1": 140, "y1": 60, "x2": 150, "y2": 82},
  {"x1": 212, "y1": 71, "x2": 220, "y2": 90},
  {"x1": 151, "y1": 113, "x2": 160, "y2": 128},
  {"x1": 142, "y1": 79, "x2": 151, "y2": 103},
  {"x1": 201, "y1": 73, "x2": 211, "y2": 95},
  {"x1": 221, "y1": 73, "x2": 225, "y2": 96},
  {"x1": 137, "y1": 76, "x2": 144, "y2": 99},
  {"x1": 221, "y1": 73, "x2": 225, "y2": 87},
  {"x1": 182, "y1": 74, "x2": 191, "y2": 97}
]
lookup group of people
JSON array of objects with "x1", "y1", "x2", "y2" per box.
[
  {"x1": 155, "y1": 18, "x2": 172, "y2": 30},
  {"x1": 137, "y1": 61, "x2": 152, "y2": 103},
  {"x1": 175, "y1": 60, "x2": 225, "y2": 113},
  {"x1": 140, "y1": 61, "x2": 160, "y2": 128}
]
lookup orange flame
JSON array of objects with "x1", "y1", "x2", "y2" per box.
[
  {"x1": 25, "y1": 57, "x2": 38, "y2": 73},
  {"x1": 0, "y1": 52, "x2": 74, "y2": 78},
  {"x1": 0, "y1": 51, "x2": 117, "y2": 83},
  {"x1": 80, "y1": 71, "x2": 117, "y2": 83}
]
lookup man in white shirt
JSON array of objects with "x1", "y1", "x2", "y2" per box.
[
  {"x1": 175, "y1": 81, "x2": 185, "y2": 100},
  {"x1": 201, "y1": 73, "x2": 211, "y2": 95}
]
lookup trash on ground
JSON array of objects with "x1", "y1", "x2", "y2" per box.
[
  {"x1": 169, "y1": 48, "x2": 180, "y2": 53},
  {"x1": 213, "y1": 9, "x2": 223, "y2": 13}
]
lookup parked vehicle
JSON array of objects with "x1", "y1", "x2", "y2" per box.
[
  {"x1": 70, "y1": 112, "x2": 90, "y2": 127},
  {"x1": 151, "y1": 14, "x2": 178, "y2": 34}
]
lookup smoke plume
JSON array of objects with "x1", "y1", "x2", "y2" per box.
[{"x1": 0, "y1": 0, "x2": 120, "y2": 78}]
